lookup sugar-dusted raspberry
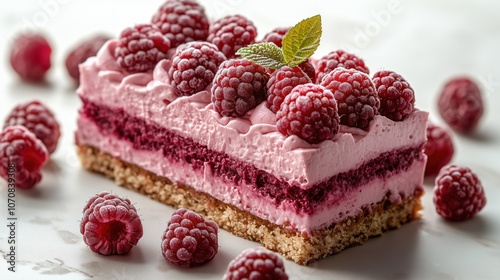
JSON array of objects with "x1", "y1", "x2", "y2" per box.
[
  {"x1": 321, "y1": 68, "x2": 380, "y2": 129},
  {"x1": 267, "y1": 66, "x2": 311, "y2": 113},
  {"x1": 207, "y1": 15, "x2": 257, "y2": 59},
  {"x1": 434, "y1": 165, "x2": 486, "y2": 221},
  {"x1": 4, "y1": 100, "x2": 60, "y2": 154},
  {"x1": 211, "y1": 59, "x2": 269, "y2": 117},
  {"x1": 0, "y1": 126, "x2": 48, "y2": 189},
  {"x1": 372, "y1": 70, "x2": 415, "y2": 121},
  {"x1": 10, "y1": 33, "x2": 51, "y2": 82},
  {"x1": 169, "y1": 41, "x2": 227, "y2": 96},
  {"x1": 152, "y1": 0, "x2": 209, "y2": 48},
  {"x1": 65, "y1": 34, "x2": 111, "y2": 84},
  {"x1": 80, "y1": 191, "x2": 143, "y2": 255},
  {"x1": 114, "y1": 24, "x2": 171, "y2": 73},
  {"x1": 315, "y1": 50, "x2": 369, "y2": 83},
  {"x1": 260, "y1": 27, "x2": 290, "y2": 47},
  {"x1": 223, "y1": 248, "x2": 289, "y2": 280},
  {"x1": 438, "y1": 77, "x2": 483, "y2": 134},
  {"x1": 424, "y1": 122, "x2": 454, "y2": 176},
  {"x1": 276, "y1": 83, "x2": 340, "y2": 144},
  {"x1": 161, "y1": 208, "x2": 218, "y2": 268}
]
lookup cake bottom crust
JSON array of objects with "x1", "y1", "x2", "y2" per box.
[{"x1": 77, "y1": 144, "x2": 423, "y2": 265}]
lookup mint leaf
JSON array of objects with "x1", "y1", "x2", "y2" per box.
[
  {"x1": 236, "y1": 42, "x2": 285, "y2": 69},
  {"x1": 282, "y1": 14, "x2": 322, "y2": 67}
]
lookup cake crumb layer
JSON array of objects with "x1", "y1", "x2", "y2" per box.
[{"x1": 77, "y1": 144, "x2": 423, "y2": 265}]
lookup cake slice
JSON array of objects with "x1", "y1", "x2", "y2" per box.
[{"x1": 75, "y1": 11, "x2": 427, "y2": 265}]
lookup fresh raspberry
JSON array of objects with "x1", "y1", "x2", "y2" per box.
[
  {"x1": 276, "y1": 83, "x2": 340, "y2": 144},
  {"x1": 169, "y1": 41, "x2": 226, "y2": 96},
  {"x1": 434, "y1": 165, "x2": 486, "y2": 221},
  {"x1": 298, "y1": 59, "x2": 316, "y2": 82},
  {"x1": 161, "y1": 208, "x2": 218, "y2": 268},
  {"x1": 0, "y1": 126, "x2": 48, "y2": 189},
  {"x1": 80, "y1": 191, "x2": 143, "y2": 255},
  {"x1": 438, "y1": 77, "x2": 483, "y2": 134},
  {"x1": 223, "y1": 248, "x2": 289, "y2": 280},
  {"x1": 321, "y1": 68, "x2": 380, "y2": 129},
  {"x1": 260, "y1": 27, "x2": 290, "y2": 47},
  {"x1": 65, "y1": 34, "x2": 111, "y2": 84},
  {"x1": 267, "y1": 66, "x2": 311, "y2": 113},
  {"x1": 4, "y1": 100, "x2": 60, "y2": 155},
  {"x1": 10, "y1": 33, "x2": 52, "y2": 82},
  {"x1": 207, "y1": 15, "x2": 257, "y2": 59},
  {"x1": 315, "y1": 50, "x2": 369, "y2": 83},
  {"x1": 151, "y1": 0, "x2": 209, "y2": 48},
  {"x1": 424, "y1": 122, "x2": 454, "y2": 176},
  {"x1": 114, "y1": 24, "x2": 171, "y2": 73},
  {"x1": 211, "y1": 59, "x2": 269, "y2": 117},
  {"x1": 372, "y1": 70, "x2": 415, "y2": 121}
]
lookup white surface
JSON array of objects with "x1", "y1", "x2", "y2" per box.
[{"x1": 0, "y1": 0, "x2": 500, "y2": 279}]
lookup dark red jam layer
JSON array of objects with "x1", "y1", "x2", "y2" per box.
[{"x1": 82, "y1": 100, "x2": 425, "y2": 214}]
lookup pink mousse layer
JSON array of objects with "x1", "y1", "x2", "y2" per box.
[
  {"x1": 76, "y1": 116, "x2": 425, "y2": 232},
  {"x1": 78, "y1": 39, "x2": 428, "y2": 189}
]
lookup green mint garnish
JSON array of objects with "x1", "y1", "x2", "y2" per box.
[
  {"x1": 235, "y1": 42, "x2": 285, "y2": 69},
  {"x1": 282, "y1": 14, "x2": 322, "y2": 67},
  {"x1": 236, "y1": 14, "x2": 322, "y2": 69}
]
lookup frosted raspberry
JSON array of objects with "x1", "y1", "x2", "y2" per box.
[
  {"x1": 434, "y1": 165, "x2": 486, "y2": 221},
  {"x1": 321, "y1": 68, "x2": 380, "y2": 129},
  {"x1": 372, "y1": 70, "x2": 415, "y2": 121},
  {"x1": 223, "y1": 248, "x2": 288, "y2": 280},
  {"x1": 169, "y1": 41, "x2": 226, "y2": 96},
  {"x1": 65, "y1": 34, "x2": 111, "y2": 84},
  {"x1": 276, "y1": 83, "x2": 340, "y2": 144},
  {"x1": 267, "y1": 66, "x2": 311, "y2": 113},
  {"x1": 315, "y1": 50, "x2": 369, "y2": 83},
  {"x1": 152, "y1": 0, "x2": 209, "y2": 48},
  {"x1": 207, "y1": 15, "x2": 257, "y2": 59},
  {"x1": 161, "y1": 208, "x2": 218, "y2": 267},
  {"x1": 438, "y1": 77, "x2": 483, "y2": 134},
  {"x1": 424, "y1": 122, "x2": 454, "y2": 176},
  {"x1": 114, "y1": 24, "x2": 171, "y2": 73},
  {"x1": 10, "y1": 33, "x2": 51, "y2": 82},
  {"x1": 211, "y1": 59, "x2": 269, "y2": 117},
  {"x1": 0, "y1": 126, "x2": 48, "y2": 189},
  {"x1": 4, "y1": 100, "x2": 60, "y2": 154},
  {"x1": 260, "y1": 27, "x2": 290, "y2": 47},
  {"x1": 80, "y1": 191, "x2": 143, "y2": 255}
]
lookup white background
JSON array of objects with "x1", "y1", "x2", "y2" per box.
[{"x1": 0, "y1": 0, "x2": 499, "y2": 279}]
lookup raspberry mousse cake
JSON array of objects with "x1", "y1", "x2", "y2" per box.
[{"x1": 75, "y1": 3, "x2": 428, "y2": 265}]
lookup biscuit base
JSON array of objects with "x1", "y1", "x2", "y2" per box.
[{"x1": 77, "y1": 144, "x2": 422, "y2": 265}]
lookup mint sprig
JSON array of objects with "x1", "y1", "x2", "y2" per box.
[{"x1": 236, "y1": 14, "x2": 322, "y2": 70}]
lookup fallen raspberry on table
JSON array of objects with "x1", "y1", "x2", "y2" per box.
[
  {"x1": 4, "y1": 100, "x2": 60, "y2": 154},
  {"x1": 80, "y1": 191, "x2": 143, "y2": 255},
  {"x1": 152, "y1": 0, "x2": 209, "y2": 48},
  {"x1": 424, "y1": 122, "x2": 454, "y2": 176},
  {"x1": 434, "y1": 165, "x2": 486, "y2": 221},
  {"x1": 0, "y1": 126, "x2": 48, "y2": 189},
  {"x1": 372, "y1": 70, "x2": 415, "y2": 121},
  {"x1": 276, "y1": 83, "x2": 340, "y2": 144},
  {"x1": 260, "y1": 27, "x2": 290, "y2": 47},
  {"x1": 161, "y1": 208, "x2": 218, "y2": 268},
  {"x1": 169, "y1": 41, "x2": 226, "y2": 96},
  {"x1": 315, "y1": 50, "x2": 369, "y2": 83},
  {"x1": 223, "y1": 248, "x2": 289, "y2": 280},
  {"x1": 438, "y1": 77, "x2": 483, "y2": 134},
  {"x1": 207, "y1": 14, "x2": 257, "y2": 59},
  {"x1": 114, "y1": 24, "x2": 171, "y2": 73},
  {"x1": 267, "y1": 65, "x2": 311, "y2": 113},
  {"x1": 65, "y1": 34, "x2": 111, "y2": 84},
  {"x1": 321, "y1": 68, "x2": 380, "y2": 129},
  {"x1": 212, "y1": 58, "x2": 269, "y2": 117},
  {"x1": 10, "y1": 33, "x2": 52, "y2": 82}
]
